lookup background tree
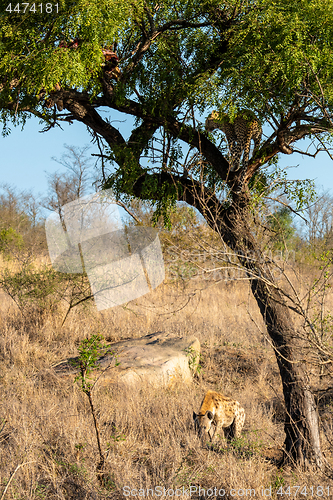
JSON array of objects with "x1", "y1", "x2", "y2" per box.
[
  {"x1": 0, "y1": 185, "x2": 45, "y2": 259},
  {"x1": 301, "y1": 191, "x2": 333, "y2": 254},
  {"x1": 267, "y1": 207, "x2": 296, "y2": 252},
  {"x1": 41, "y1": 144, "x2": 96, "y2": 217},
  {"x1": 2, "y1": 0, "x2": 333, "y2": 468}
]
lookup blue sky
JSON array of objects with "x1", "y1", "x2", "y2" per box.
[
  {"x1": 1, "y1": 114, "x2": 112, "y2": 198},
  {"x1": 1, "y1": 113, "x2": 332, "y2": 200}
]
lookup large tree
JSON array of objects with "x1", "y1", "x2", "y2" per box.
[{"x1": 2, "y1": 0, "x2": 333, "y2": 468}]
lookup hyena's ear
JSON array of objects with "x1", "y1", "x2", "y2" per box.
[
  {"x1": 193, "y1": 412, "x2": 197, "y2": 421},
  {"x1": 206, "y1": 411, "x2": 214, "y2": 420}
]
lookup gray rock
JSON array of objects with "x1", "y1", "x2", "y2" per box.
[{"x1": 53, "y1": 332, "x2": 200, "y2": 389}]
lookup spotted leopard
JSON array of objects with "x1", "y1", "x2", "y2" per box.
[{"x1": 205, "y1": 110, "x2": 262, "y2": 172}]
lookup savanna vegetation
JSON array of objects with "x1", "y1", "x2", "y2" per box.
[
  {"x1": 2, "y1": 0, "x2": 333, "y2": 494},
  {"x1": 0, "y1": 178, "x2": 333, "y2": 498}
]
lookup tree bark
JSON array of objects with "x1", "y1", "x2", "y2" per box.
[
  {"x1": 251, "y1": 278, "x2": 323, "y2": 468},
  {"x1": 222, "y1": 195, "x2": 324, "y2": 468}
]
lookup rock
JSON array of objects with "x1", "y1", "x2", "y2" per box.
[{"x1": 53, "y1": 332, "x2": 200, "y2": 389}]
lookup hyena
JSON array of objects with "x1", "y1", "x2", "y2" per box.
[{"x1": 193, "y1": 390, "x2": 245, "y2": 443}]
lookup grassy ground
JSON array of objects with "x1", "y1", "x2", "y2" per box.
[{"x1": 0, "y1": 254, "x2": 332, "y2": 499}]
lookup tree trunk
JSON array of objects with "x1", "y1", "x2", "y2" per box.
[
  {"x1": 251, "y1": 279, "x2": 323, "y2": 468},
  {"x1": 223, "y1": 195, "x2": 324, "y2": 468}
]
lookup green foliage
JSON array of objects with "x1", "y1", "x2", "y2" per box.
[
  {"x1": 275, "y1": 171, "x2": 317, "y2": 211},
  {"x1": 2, "y1": 0, "x2": 333, "y2": 242},
  {"x1": 0, "y1": 265, "x2": 64, "y2": 313},
  {"x1": 151, "y1": 195, "x2": 177, "y2": 230},
  {"x1": 0, "y1": 186, "x2": 45, "y2": 258},
  {"x1": 73, "y1": 334, "x2": 117, "y2": 393},
  {"x1": 250, "y1": 165, "x2": 317, "y2": 212},
  {"x1": 184, "y1": 346, "x2": 203, "y2": 375},
  {"x1": 3, "y1": 0, "x2": 333, "y2": 124},
  {"x1": 271, "y1": 470, "x2": 285, "y2": 491},
  {"x1": 107, "y1": 428, "x2": 126, "y2": 445},
  {"x1": 267, "y1": 207, "x2": 296, "y2": 250},
  {"x1": 0, "y1": 0, "x2": 131, "y2": 99},
  {"x1": 248, "y1": 171, "x2": 270, "y2": 210},
  {"x1": 0, "y1": 263, "x2": 94, "y2": 326},
  {"x1": 33, "y1": 483, "x2": 49, "y2": 499},
  {"x1": 229, "y1": 434, "x2": 265, "y2": 459},
  {"x1": 0, "y1": 227, "x2": 24, "y2": 254},
  {"x1": 210, "y1": 431, "x2": 265, "y2": 458},
  {"x1": 304, "y1": 250, "x2": 333, "y2": 351},
  {"x1": 169, "y1": 259, "x2": 198, "y2": 281},
  {"x1": 213, "y1": 0, "x2": 333, "y2": 114},
  {"x1": 50, "y1": 455, "x2": 88, "y2": 479}
]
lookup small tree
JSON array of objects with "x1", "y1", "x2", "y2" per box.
[{"x1": 72, "y1": 335, "x2": 119, "y2": 484}]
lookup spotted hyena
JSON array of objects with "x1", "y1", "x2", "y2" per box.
[{"x1": 193, "y1": 390, "x2": 245, "y2": 443}]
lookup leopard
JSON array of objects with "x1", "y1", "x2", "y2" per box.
[
  {"x1": 205, "y1": 110, "x2": 262, "y2": 172},
  {"x1": 193, "y1": 390, "x2": 245, "y2": 443}
]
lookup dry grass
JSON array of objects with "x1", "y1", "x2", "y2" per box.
[{"x1": 0, "y1": 256, "x2": 332, "y2": 499}]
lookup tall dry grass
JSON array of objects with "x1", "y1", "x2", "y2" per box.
[{"x1": 0, "y1": 252, "x2": 332, "y2": 499}]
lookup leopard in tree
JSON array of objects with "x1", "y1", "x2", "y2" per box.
[{"x1": 205, "y1": 110, "x2": 262, "y2": 173}]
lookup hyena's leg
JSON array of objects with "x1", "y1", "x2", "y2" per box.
[
  {"x1": 208, "y1": 421, "x2": 217, "y2": 441},
  {"x1": 214, "y1": 423, "x2": 228, "y2": 444},
  {"x1": 233, "y1": 406, "x2": 246, "y2": 439}
]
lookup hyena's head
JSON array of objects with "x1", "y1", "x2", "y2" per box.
[{"x1": 193, "y1": 410, "x2": 215, "y2": 440}]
